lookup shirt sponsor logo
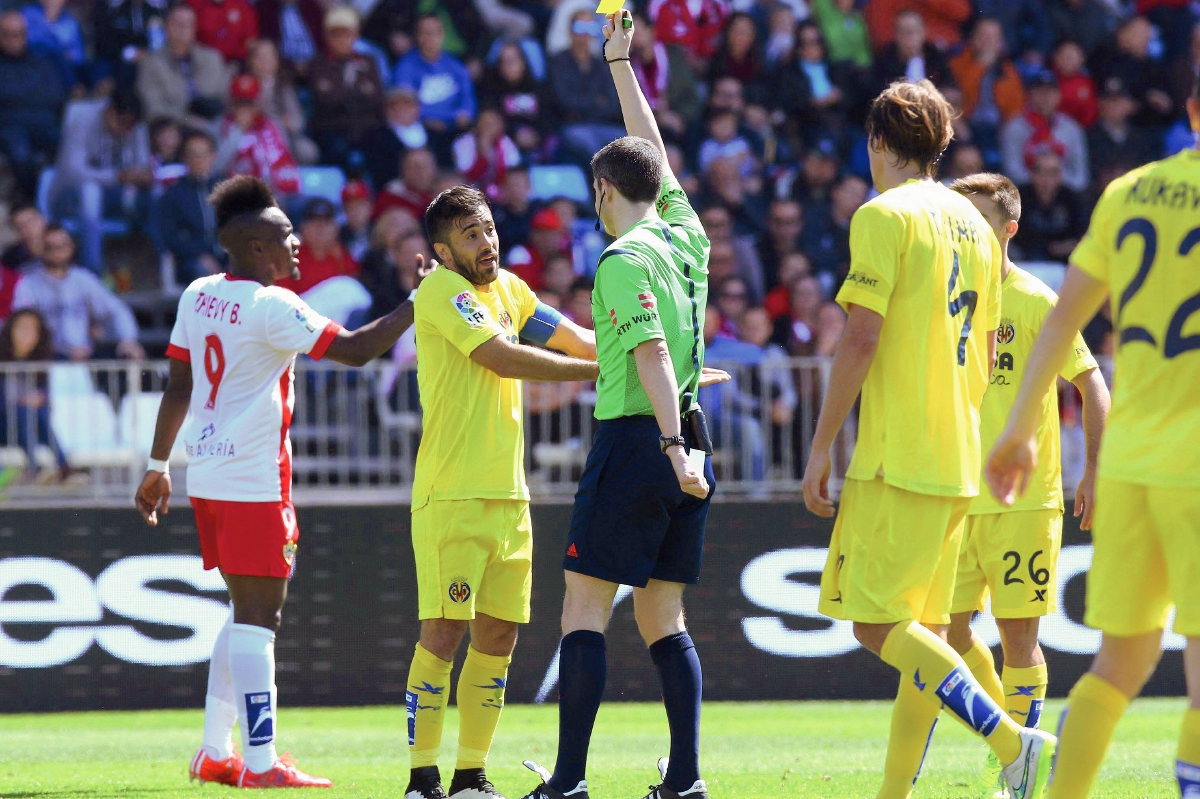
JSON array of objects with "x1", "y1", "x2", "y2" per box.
[
  {"x1": 614, "y1": 311, "x2": 658, "y2": 337},
  {"x1": 638, "y1": 292, "x2": 656, "y2": 310},
  {"x1": 454, "y1": 292, "x2": 487, "y2": 327},
  {"x1": 997, "y1": 323, "x2": 1016, "y2": 345},
  {"x1": 844, "y1": 271, "x2": 878, "y2": 288},
  {"x1": 186, "y1": 439, "x2": 237, "y2": 458}
]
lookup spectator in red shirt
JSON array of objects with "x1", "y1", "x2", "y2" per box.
[
  {"x1": 506, "y1": 206, "x2": 567, "y2": 290},
  {"x1": 277, "y1": 198, "x2": 372, "y2": 326},
  {"x1": 650, "y1": 0, "x2": 729, "y2": 65},
  {"x1": 373, "y1": 146, "x2": 436, "y2": 221},
  {"x1": 217, "y1": 74, "x2": 301, "y2": 197},
  {"x1": 1052, "y1": 40, "x2": 1098, "y2": 129},
  {"x1": 185, "y1": 0, "x2": 258, "y2": 64}
]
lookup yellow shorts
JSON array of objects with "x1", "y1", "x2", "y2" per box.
[
  {"x1": 1085, "y1": 478, "x2": 1200, "y2": 637},
  {"x1": 412, "y1": 498, "x2": 533, "y2": 624},
  {"x1": 950, "y1": 509, "x2": 1062, "y2": 619},
  {"x1": 819, "y1": 477, "x2": 971, "y2": 626}
]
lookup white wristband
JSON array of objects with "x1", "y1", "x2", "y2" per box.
[
  {"x1": 147, "y1": 458, "x2": 169, "y2": 474},
  {"x1": 407, "y1": 289, "x2": 418, "y2": 303}
]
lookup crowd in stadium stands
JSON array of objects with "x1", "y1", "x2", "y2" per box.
[{"x1": 0, "y1": 0, "x2": 1192, "y2": 383}]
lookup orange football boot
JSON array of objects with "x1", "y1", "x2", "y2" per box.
[
  {"x1": 237, "y1": 755, "x2": 333, "y2": 788},
  {"x1": 189, "y1": 747, "x2": 246, "y2": 786}
]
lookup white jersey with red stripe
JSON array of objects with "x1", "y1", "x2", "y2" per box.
[{"x1": 166, "y1": 274, "x2": 341, "y2": 502}]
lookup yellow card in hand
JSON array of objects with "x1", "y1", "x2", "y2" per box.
[{"x1": 595, "y1": 0, "x2": 625, "y2": 14}]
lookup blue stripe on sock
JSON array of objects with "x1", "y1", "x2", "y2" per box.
[{"x1": 935, "y1": 666, "x2": 1003, "y2": 737}]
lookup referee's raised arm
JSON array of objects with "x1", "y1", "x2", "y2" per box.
[{"x1": 602, "y1": 10, "x2": 671, "y2": 176}]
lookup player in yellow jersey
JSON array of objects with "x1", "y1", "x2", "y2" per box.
[
  {"x1": 404, "y1": 186, "x2": 599, "y2": 799},
  {"x1": 946, "y1": 173, "x2": 1110, "y2": 796},
  {"x1": 802, "y1": 79, "x2": 1057, "y2": 799},
  {"x1": 987, "y1": 79, "x2": 1200, "y2": 799}
]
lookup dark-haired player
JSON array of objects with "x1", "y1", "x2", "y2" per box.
[
  {"x1": 801, "y1": 80, "x2": 1056, "y2": 799},
  {"x1": 988, "y1": 77, "x2": 1200, "y2": 799},
  {"x1": 402, "y1": 185, "x2": 600, "y2": 799},
  {"x1": 135, "y1": 176, "x2": 421, "y2": 788}
]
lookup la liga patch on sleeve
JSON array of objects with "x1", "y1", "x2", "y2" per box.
[{"x1": 454, "y1": 292, "x2": 487, "y2": 327}]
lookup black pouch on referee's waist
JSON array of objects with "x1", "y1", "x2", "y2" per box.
[{"x1": 683, "y1": 407, "x2": 714, "y2": 455}]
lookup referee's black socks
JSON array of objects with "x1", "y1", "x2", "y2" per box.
[
  {"x1": 549, "y1": 630, "x2": 607, "y2": 792},
  {"x1": 650, "y1": 631, "x2": 703, "y2": 793}
]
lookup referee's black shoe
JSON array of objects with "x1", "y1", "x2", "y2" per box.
[
  {"x1": 638, "y1": 758, "x2": 708, "y2": 799},
  {"x1": 449, "y1": 767, "x2": 506, "y2": 799},
  {"x1": 404, "y1": 766, "x2": 449, "y2": 799},
  {"x1": 518, "y1": 761, "x2": 589, "y2": 799}
]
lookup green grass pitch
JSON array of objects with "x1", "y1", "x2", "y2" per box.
[{"x1": 0, "y1": 699, "x2": 1182, "y2": 798}]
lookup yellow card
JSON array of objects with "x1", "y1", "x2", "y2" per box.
[{"x1": 595, "y1": 0, "x2": 625, "y2": 14}]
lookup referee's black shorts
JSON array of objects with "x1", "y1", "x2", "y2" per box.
[{"x1": 563, "y1": 415, "x2": 715, "y2": 587}]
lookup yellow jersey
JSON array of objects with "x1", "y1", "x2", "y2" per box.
[
  {"x1": 1070, "y1": 148, "x2": 1200, "y2": 488},
  {"x1": 838, "y1": 179, "x2": 1003, "y2": 497},
  {"x1": 970, "y1": 265, "x2": 1097, "y2": 515},
  {"x1": 412, "y1": 266, "x2": 539, "y2": 505}
]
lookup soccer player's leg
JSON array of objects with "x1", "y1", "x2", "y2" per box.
[
  {"x1": 448, "y1": 500, "x2": 530, "y2": 799},
  {"x1": 407, "y1": 499, "x2": 490, "y2": 799},
  {"x1": 947, "y1": 515, "x2": 1006, "y2": 709},
  {"x1": 189, "y1": 499, "x2": 244, "y2": 786},
  {"x1": 985, "y1": 511, "x2": 1062, "y2": 732},
  {"x1": 821, "y1": 480, "x2": 1044, "y2": 795},
  {"x1": 1048, "y1": 480, "x2": 1170, "y2": 799},
  {"x1": 633, "y1": 465, "x2": 715, "y2": 799}
]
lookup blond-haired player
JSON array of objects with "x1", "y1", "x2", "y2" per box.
[
  {"x1": 947, "y1": 173, "x2": 1110, "y2": 795},
  {"x1": 988, "y1": 79, "x2": 1200, "y2": 798},
  {"x1": 801, "y1": 79, "x2": 1056, "y2": 799}
]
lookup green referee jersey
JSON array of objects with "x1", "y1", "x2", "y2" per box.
[{"x1": 591, "y1": 175, "x2": 711, "y2": 420}]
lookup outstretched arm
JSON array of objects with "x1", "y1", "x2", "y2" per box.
[
  {"x1": 603, "y1": 11, "x2": 671, "y2": 176},
  {"x1": 471, "y1": 335, "x2": 599, "y2": 381},
  {"x1": 323, "y1": 300, "x2": 414, "y2": 366}
]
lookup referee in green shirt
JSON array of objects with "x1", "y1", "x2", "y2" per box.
[{"x1": 520, "y1": 11, "x2": 717, "y2": 799}]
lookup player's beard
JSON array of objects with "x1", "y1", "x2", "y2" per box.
[{"x1": 447, "y1": 243, "x2": 499, "y2": 287}]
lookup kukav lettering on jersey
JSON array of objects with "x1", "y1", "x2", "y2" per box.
[
  {"x1": 245, "y1": 692, "x2": 274, "y2": 745},
  {"x1": 454, "y1": 292, "x2": 487, "y2": 327}
]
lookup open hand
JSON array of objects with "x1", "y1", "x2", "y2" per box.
[
  {"x1": 135, "y1": 470, "x2": 172, "y2": 526},
  {"x1": 698, "y1": 367, "x2": 731, "y2": 387}
]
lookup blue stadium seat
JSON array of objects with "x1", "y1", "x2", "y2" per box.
[
  {"x1": 298, "y1": 167, "x2": 346, "y2": 209},
  {"x1": 529, "y1": 164, "x2": 591, "y2": 205},
  {"x1": 36, "y1": 167, "x2": 131, "y2": 237}
]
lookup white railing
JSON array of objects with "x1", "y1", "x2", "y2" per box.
[{"x1": 0, "y1": 356, "x2": 1100, "y2": 507}]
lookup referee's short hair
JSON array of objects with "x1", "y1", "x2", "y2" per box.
[{"x1": 591, "y1": 136, "x2": 662, "y2": 204}]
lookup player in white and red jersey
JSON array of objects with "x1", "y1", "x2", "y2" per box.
[{"x1": 135, "y1": 176, "x2": 420, "y2": 789}]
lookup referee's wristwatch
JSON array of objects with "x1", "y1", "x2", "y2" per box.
[{"x1": 659, "y1": 434, "x2": 686, "y2": 454}]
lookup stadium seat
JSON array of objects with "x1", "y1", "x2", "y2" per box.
[
  {"x1": 117, "y1": 393, "x2": 188, "y2": 465},
  {"x1": 37, "y1": 167, "x2": 131, "y2": 238},
  {"x1": 50, "y1": 394, "x2": 128, "y2": 468},
  {"x1": 48, "y1": 364, "x2": 94, "y2": 396},
  {"x1": 529, "y1": 165, "x2": 591, "y2": 205},
  {"x1": 298, "y1": 167, "x2": 346, "y2": 209}
]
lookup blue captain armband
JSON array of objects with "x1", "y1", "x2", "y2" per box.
[{"x1": 520, "y1": 302, "x2": 564, "y2": 345}]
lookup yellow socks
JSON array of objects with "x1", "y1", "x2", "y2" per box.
[
  {"x1": 877, "y1": 678, "x2": 940, "y2": 799},
  {"x1": 1047, "y1": 673, "x2": 1130, "y2": 799},
  {"x1": 1002, "y1": 663, "x2": 1048, "y2": 729},
  {"x1": 455, "y1": 647, "x2": 512, "y2": 770},
  {"x1": 880, "y1": 622, "x2": 1023, "y2": 764},
  {"x1": 406, "y1": 643, "x2": 453, "y2": 769},
  {"x1": 962, "y1": 638, "x2": 1005, "y2": 708},
  {"x1": 1176, "y1": 709, "x2": 1200, "y2": 795}
]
